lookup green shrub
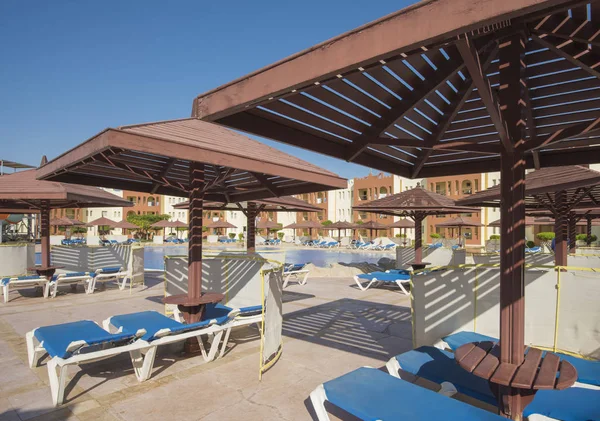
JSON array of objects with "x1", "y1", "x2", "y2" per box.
[
  {"x1": 489, "y1": 234, "x2": 500, "y2": 240},
  {"x1": 577, "y1": 234, "x2": 598, "y2": 245},
  {"x1": 395, "y1": 233, "x2": 407, "y2": 238},
  {"x1": 526, "y1": 240, "x2": 535, "y2": 248},
  {"x1": 277, "y1": 232, "x2": 284, "y2": 240},
  {"x1": 238, "y1": 233, "x2": 244, "y2": 241},
  {"x1": 536, "y1": 232, "x2": 555, "y2": 242},
  {"x1": 430, "y1": 233, "x2": 441, "y2": 239},
  {"x1": 228, "y1": 233, "x2": 236, "y2": 239}
]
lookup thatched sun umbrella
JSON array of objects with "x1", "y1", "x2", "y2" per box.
[
  {"x1": 205, "y1": 219, "x2": 237, "y2": 235},
  {"x1": 322, "y1": 220, "x2": 354, "y2": 241},
  {"x1": 435, "y1": 216, "x2": 483, "y2": 246},
  {"x1": 356, "y1": 220, "x2": 389, "y2": 240},
  {"x1": 388, "y1": 218, "x2": 415, "y2": 246}
]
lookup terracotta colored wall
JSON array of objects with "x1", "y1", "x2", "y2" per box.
[
  {"x1": 353, "y1": 172, "x2": 394, "y2": 236},
  {"x1": 424, "y1": 173, "x2": 484, "y2": 246}
]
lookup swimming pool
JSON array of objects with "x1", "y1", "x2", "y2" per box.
[
  {"x1": 38, "y1": 246, "x2": 395, "y2": 269},
  {"x1": 143, "y1": 246, "x2": 394, "y2": 269}
]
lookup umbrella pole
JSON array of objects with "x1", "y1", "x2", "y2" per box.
[
  {"x1": 568, "y1": 212, "x2": 577, "y2": 254},
  {"x1": 414, "y1": 213, "x2": 424, "y2": 263},
  {"x1": 247, "y1": 202, "x2": 257, "y2": 253},
  {"x1": 40, "y1": 201, "x2": 50, "y2": 268},
  {"x1": 498, "y1": 149, "x2": 527, "y2": 418},
  {"x1": 587, "y1": 215, "x2": 593, "y2": 240},
  {"x1": 458, "y1": 226, "x2": 462, "y2": 246},
  {"x1": 188, "y1": 163, "x2": 205, "y2": 306},
  {"x1": 554, "y1": 191, "x2": 568, "y2": 267}
]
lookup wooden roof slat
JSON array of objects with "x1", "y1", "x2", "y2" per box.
[
  {"x1": 323, "y1": 79, "x2": 390, "y2": 117},
  {"x1": 305, "y1": 86, "x2": 377, "y2": 124}
]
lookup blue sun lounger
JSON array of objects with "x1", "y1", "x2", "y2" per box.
[
  {"x1": 353, "y1": 269, "x2": 411, "y2": 294},
  {"x1": 283, "y1": 263, "x2": 310, "y2": 288},
  {"x1": 310, "y1": 366, "x2": 504, "y2": 421},
  {"x1": 1, "y1": 275, "x2": 50, "y2": 303},
  {"x1": 386, "y1": 346, "x2": 600, "y2": 421},
  {"x1": 26, "y1": 320, "x2": 147, "y2": 406},
  {"x1": 438, "y1": 331, "x2": 600, "y2": 388},
  {"x1": 103, "y1": 309, "x2": 239, "y2": 380}
]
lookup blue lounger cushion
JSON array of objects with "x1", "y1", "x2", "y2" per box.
[
  {"x1": 356, "y1": 271, "x2": 410, "y2": 282},
  {"x1": 322, "y1": 367, "x2": 503, "y2": 421},
  {"x1": 203, "y1": 303, "x2": 261, "y2": 319},
  {"x1": 1, "y1": 275, "x2": 45, "y2": 286},
  {"x1": 34, "y1": 320, "x2": 136, "y2": 359},
  {"x1": 442, "y1": 331, "x2": 600, "y2": 386},
  {"x1": 51, "y1": 272, "x2": 88, "y2": 281},
  {"x1": 523, "y1": 387, "x2": 600, "y2": 421},
  {"x1": 110, "y1": 311, "x2": 221, "y2": 341},
  {"x1": 395, "y1": 346, "x2": 496, "y2": 406}
]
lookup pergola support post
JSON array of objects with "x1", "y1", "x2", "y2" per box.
[
  {"x1": 188, "y1": 162, "x2": 205, "y2": 308},
  {"x1": 568, "y1": 213, "x2": 577, "y2": 254},
  {"x1": 40, "y1": 201, "x2": 50, "y2": 268},
  {"x1": 554, "y1": 191, "x2": 568, "y2": 267},
  {"x1": 413, "y1": 213, "x2": 424, "y2": 263},
  {"x1": 587, "y1": 215, "x2": 593, "y2": 240},
  {"x1": 247, "y1": 202, "x2": 258, "y2": 253},
  {"x1": 497, "y1": 32, "x2": 528, "y2": 420}
]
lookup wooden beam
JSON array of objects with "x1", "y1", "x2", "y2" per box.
[
  {"x1": 345, "y1": 58, "x2": 466, "y2": 162},
  {"x1": 527, "y1": 118, "x2": 600, "y2": 150},
  {"x1": 193, "y1": 0, "x2": 562, "y2": 121},
  {"x1": 530, "y1": 15, "x2": 600, "y2": 49},
  {"x1": 251, "y1": 172, "x2": 281, "y2": 197},
  {"x1": 531, "y1": 34, "x2": 600, "y2": 79},
  {"x1": 150, "y1": 158, "x2": 177, "y2": 194},
  {"x1": 457, "y1": 36, "x2": 512, "y2": 151}
]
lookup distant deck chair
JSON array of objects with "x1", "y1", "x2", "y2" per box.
[
  {"x1": 1, "y1": 275, "x2": 50, "y2": 303},
  {"x1": 283, "y1": 263, "x2": 310, "y2": 288},
  {"x1": 353, "y1": 269, "x2": 411, "y2": 294},
  {"x1": 50, "y1": 272, "x2": 92, "y2": 297},
  {"x1": 86, "y1": 266, "x2": 129, "y2": 293}
]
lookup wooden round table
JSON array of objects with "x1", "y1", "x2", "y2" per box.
[
  {"x1": 28, "y1": 266, "x2": 63, "y2": 279},
  {"x1": 163, "y1": 292, "x2": 225, "y2": 354},
  {"x1": 407, "y1": 261, "x2": 431, "y2": 271},
  {"x1": 455, "y1": 341, "x2": 577, "y2": 418}
]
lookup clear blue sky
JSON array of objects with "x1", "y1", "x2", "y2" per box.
[{"x1": 0, "y1": 0, "x2": 415, "y2": 179}]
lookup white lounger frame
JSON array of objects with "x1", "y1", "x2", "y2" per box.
[
  {"x1": 26, "y1": 314, "x2": 238, "y2": 406},
  {"x1": 103, "y1": 311, "x2": 239, "y2": 381},
  {"x1": 173, "y1": 307, "x2": 261, "y2": 359},
  {"x1": 282, "y1": 269, "x2": 310, "y2": 288},
  {"x1": 26, "y1": 323, "x2": 147, "y2": 406},
  {"x1": 50, "y1": 273, "x2": 92, "y2": 298},
  {"x1": 353, "y1": 274, "x2": 410, "y2": 294},
  {"x1": 86, "y1": 267, "x2": 130, "y2": 293},
  {"x1": 2, "y1": 276, "x2": 50, "y2": 304},
  {"x1": 309, "y1": 366, "x2": 456, "y2": 421}
]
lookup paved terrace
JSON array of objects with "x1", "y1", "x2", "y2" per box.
[{"x1": 0, "y1": 274, "x2": 493, "y2": 421}]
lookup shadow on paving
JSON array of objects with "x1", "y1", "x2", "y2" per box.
[{"x1": 282, "y1": 298, "x2": 412, "y2": 362}]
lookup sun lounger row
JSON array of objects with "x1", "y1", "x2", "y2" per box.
[
  {"x1": 27, "y1": 308, "x2": 240, "y2": 406},
  {"x1": 1, "y1": 267, "x2": 130, "y2": 303},
  {"x1": 165, "y1": 237, "x2": 186, "y2": 244},
  {"x1": 312, "y1": 331, "x2": 599, "y2": 420}
]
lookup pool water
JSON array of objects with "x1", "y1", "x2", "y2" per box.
[
  {"x1": 38, "y1": 246, "x2": 395, "y2": 270},
  {"x1": 144, "y1": 246, "x2": 394, "y2": 269}
]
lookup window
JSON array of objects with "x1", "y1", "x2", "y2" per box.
[
  {"x1": 474, "y1": 179, "x2": 479, "y2": 192},
  {"x1": 379, "y1": 186, "x2": 388, "y2": 198},
  {"x1": 435, "y1": 182, "x2": 446, "y2": 195},
  {"x1": 462, "y1": 180, "x2": 472, "y2": 195},
  {"x1": 358, "y1": 189, "x2": 368, "y2": 201},
  {"x1": 102, "y1": 211, "x2": 107, "y2": 217}
]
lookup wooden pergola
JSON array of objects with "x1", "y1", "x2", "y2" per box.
[
  {"x1": 173, "y1": 195, "x2": 320, "y2": 251},
  {"x1": 37, "y1": 118, "x2": 346, "y2": 328},
  {"x1": 458, "y1": 165, "x2": 600, "y2": 260},
  {"x1": 191, "y1": 1, "x2": 600, "y2": 417},
  {"x1": 0, "y1": 169, "x2": 132, "y2": 275}
]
